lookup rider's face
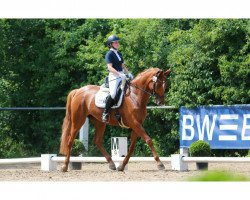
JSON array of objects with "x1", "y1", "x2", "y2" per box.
[{"x1": 111, "y1": 41, "x2": 120, "y2": 49}]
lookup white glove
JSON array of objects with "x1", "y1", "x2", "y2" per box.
[
  {"x1": 118, "y1": 73, "x2": 126, "y2": 80},
  {"x1": 128, "y1": 73, "x2": 134, "y2": 80}
]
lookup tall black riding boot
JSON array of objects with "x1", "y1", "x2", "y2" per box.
[{"x1": 102, "y1": 95, "x2": 114, "y2": 123}]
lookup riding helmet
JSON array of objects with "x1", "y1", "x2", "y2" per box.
[{"x1": 106, "y1": 35, "x2": 120, "y2": 47}]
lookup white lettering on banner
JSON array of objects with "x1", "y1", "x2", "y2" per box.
[
  {"x1": 242, "y1": 114, "x2": 250, "y2": 140},
  {"x1": 196, "y1": 115, "x2": 217, "y2": 140},
  {"x1": 219, "y1": 114, "x2": 238, "y2": 141},
  {"x1": 219, "y1": 135, "x2": 237, "y2": 141},
  {"x1": 182, "y1": 115, "x2": 194, "y2": 140},
  {"x1": 182, "y1": 113, "x2": 250, "y2": 141},
  {"x1": 220, "y1": 114, "x2": 239, "y2": 120},
  {"x1": 220, "y1": 125, "x2": 238, "y2": 130}
]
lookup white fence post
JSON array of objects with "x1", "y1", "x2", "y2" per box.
[
  {"x1": 171, "y1": 147, "x2": 189, "y2": 171},
  {"x1": 79, "y1": 117, "x2": 89, "y2": 151},
  {"x1": 111, "y1": 137, "x2": 128, "y2": 170},
  {"x1": 41, "y1": 154, "x2": 57, "y2": 171},
  {"x1": 180, "y1": 147, "x2": 189, "y2": 157},
  {"x1": 171, "y1": 154, "x2": 188, "y2": 171}
]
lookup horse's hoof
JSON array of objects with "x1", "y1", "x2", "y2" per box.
[
  {"x1": 117, "y1": 165, "x2": 124, "y2": 172},
  {"x1": 61, "y1": 165, "x2": 68, "y2": 172},
  {"x1": 109, "y1": 163, "x2": 116, "y2": 170},
  {"x1": 157, "y1": 163, "x2": 165, "y2": 170}
]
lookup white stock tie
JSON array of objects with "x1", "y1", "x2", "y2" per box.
[{"x1": 110, "y1": 48, "x2": 122, "y2": 61}]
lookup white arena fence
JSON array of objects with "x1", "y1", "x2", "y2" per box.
[{"x1": 1, "y1": 154, "x2": 250, "y2": 171}]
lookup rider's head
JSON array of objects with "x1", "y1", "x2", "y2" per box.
[{"x1": 106, "y1": 35, "x2": 120, "y2": 49}]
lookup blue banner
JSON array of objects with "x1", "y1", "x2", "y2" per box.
[{"x1": 180, "y1": 105, "x2": 250, "y2": 149}]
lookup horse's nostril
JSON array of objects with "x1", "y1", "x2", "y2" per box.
[{"x1": 158, "y1": 100, "x2": 164, "y2": 106}]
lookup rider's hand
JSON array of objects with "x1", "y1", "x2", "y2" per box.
[
  {"x1": 119, "y1": 73, "x2": 126, "y2": 80},
  {"x1": 127, "y1": 73, "x2": 134, "y2": 80},
  {"x1": 126, "y1": 73, "x2": 133, "y2": 81}
]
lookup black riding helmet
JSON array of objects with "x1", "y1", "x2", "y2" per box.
[{"x1": 106, "y1": 35, "x2": 120, "y2": 48}]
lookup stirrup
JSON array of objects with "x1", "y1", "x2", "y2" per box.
[{"x1": 102, "y1": 113, "x2": 109, "y2": 123}]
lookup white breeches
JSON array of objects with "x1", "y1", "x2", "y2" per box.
[{"x1": 108, "y1": 72, "x2": 123, "y2": 99}]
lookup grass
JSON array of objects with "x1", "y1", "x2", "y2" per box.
[{"x1": 188, "y1": 170, "x2": 250, "y2": 181}]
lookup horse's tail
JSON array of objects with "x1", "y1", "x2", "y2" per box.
[{"x1": 60, "y1": 89, "x2": 77, "y2": 155}]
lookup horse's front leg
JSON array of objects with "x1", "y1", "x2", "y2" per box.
[
  {"x1": 133, "y1": 123, "x2": 165, "y2": 170},
  {"x1": 117, "y1": 130, "x2": 137, "y2": 171}
]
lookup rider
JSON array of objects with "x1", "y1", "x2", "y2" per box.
[{"x1": 102, "y1": 34, "x2": 133, "y2": 123}]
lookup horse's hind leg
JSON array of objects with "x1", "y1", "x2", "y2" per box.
[
  {"x1": 61, "y1": 114, "x2": 86, "y2": 172},
  {"x1": 117, "y1": 130, "x2": 137, "y2": 171},
  {"x1": 90, "y1": 117, "x2": 116, "y2": 170},
  {"x1": 61, "y1": 127, "x2": 77, "y2": 172},
  {"x1": 61, "y1": 124, "x2": 84, "y2": 172}
]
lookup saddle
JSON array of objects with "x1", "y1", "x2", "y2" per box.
[{"x1": 95, "y1": 78, "x2": 127, "y2": 109}]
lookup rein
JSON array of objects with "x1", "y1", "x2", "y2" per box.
[
  {"x1": 128, "y1": 70, "x2": 166, "y2": 99},
  {"x1": 129, "y1": 82, "x2": 158, "y2": 97},
  {"x1": 129, "y1": 82, "x2": 165, "y2": 99}
]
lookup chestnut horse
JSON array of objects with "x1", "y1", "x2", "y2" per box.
[{"x1": 60, "y1": 67, "x2": 171, "y2": 172}]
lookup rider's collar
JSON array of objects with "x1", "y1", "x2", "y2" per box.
[
  {"x1": 110, "y1": 48, "x2": 121, "y2": 61},
  {"x1": 110, "y1": 48, "x2": 118, "y2": 52}
]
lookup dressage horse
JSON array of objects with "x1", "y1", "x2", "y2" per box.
[{"x1": 60, "y1": 68, "x2": 171, "y2": 172}]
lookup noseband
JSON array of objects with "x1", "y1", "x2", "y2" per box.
[{"x1": 129, "y1": 70, "x2": 167, "y2": 100}]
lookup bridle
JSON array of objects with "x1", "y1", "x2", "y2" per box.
[{"x1": 128, "y1": 70, "x2": 167, "y2": 101}]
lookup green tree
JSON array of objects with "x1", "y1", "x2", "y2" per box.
[
  {"x1": 168, "y1": 19, "x2": 250, "y2": 107},
  {"x1": 0, "y1": 19, "x2": 249, "y2": 158}
]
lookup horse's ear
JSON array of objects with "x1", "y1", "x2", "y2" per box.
[{"x1": 164, "y1": 69, "x2": 171, "y2": 76}]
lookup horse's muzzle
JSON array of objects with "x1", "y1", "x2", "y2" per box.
[{"x1": 155, "y1": 98, "x2": 164, "y2": 106}]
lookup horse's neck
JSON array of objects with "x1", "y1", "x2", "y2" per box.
[{"x1": 130, "y1": 75, "x2": 151, "y2": 108}]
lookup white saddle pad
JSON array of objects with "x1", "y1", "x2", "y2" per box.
[{"x1": 95, "y1": 84, "x2": 124, "y2": 109}]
